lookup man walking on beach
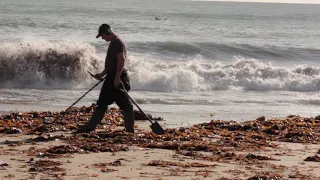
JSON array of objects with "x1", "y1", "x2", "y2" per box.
[{"x1": 77, "y1": 24, "x2": 135, "y2": 133}]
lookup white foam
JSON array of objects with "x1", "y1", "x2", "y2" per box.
[
  {"x1": 0, "y1": 40, "x2": 103, "y2": 89},
  {"x1": 1, "y1": 40, "x2": 319, "y2": 92},
  {"x1": 128, "y1": 56, "x2": 320, "y2": 92}
]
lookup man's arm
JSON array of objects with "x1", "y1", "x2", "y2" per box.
[{"x1": 114, "y1": 52, "x2": 125, "y2": 86}]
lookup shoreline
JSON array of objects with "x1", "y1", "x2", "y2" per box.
[
  {"x1": 0, "y1": 105, "x2": 319, "y2": 179},
  {"x1": 1, "y1": 103, "x2": 319, "y2": 129}
]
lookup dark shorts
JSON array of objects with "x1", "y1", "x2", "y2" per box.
[{"x1": 96, "y1": 70, "x2": 132, "y2": 110}]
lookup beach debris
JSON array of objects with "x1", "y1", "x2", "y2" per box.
[
  {"x1": 1, "y1": 127, "x2": 23, "y2": 134},
  {"x1": 0, "y1": 106, "x2": 319, "y2": 178},
  {"x1": 29, "y1": 159, "x2": 62, "y2": 167},
  {"x1": 101, "y1": 168, "x2": 117, "y2": 173},
  {"x1": 22, "y1": 146, "x2": 77, "y2": 159},
  {"x1": 202, "y1": 171, "x2": 210, "y2": 177},
  {"x1": 29, "y1": 134, "x2": 65, "y2": 142},
  {"x1": 27, "y1": 158, "x2": 66, "y2": 179},
  {"x1": 4, "y1": 140, "x2": 24, "y2": 147},
  {"x1": 6, "y1": 109, "x2": 315, "y2": 161},
  {"x1": 0, "y1": 104, "x2": 163, "y2": 135},
  {"x1": 247, "y1": 175, "x2": 284, "y2": 180},
  {"x1": 304, "y1": 155, "x2": 320, "y2": 162},
  {"x1": 245, "y1": 153, "x2": 277, "y2": 161},
  {"x1": 0, "y1": 161, "x2": 9, "y2": 167},
  {"x1": 29, "y1": 165, "x2": 65, "y2": 173},
  {"x1": 47, "y1": 145, "x2": 81, "y2": 154},
  {"x1": 145, "y1": 160, "x2": 217, "y2": 168},
  {"x1": 3, "y1": 174, "x2": 15, "y2": 178},
  {"x1": 288, "y1": 171, "x2": 315, "y2": 179},
  {"x1": 93, "y1": 160, "x2": 122, "y2": 167}
]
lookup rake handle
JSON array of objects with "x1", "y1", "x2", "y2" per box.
[
  {"x1": 120, "y1": 87, "x2": 154, "y2": 124},
  {"x1": 65, "y1": 77, "x2": 104, "y2": 112}
]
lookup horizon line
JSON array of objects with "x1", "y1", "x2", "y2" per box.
[{"x1": 189, "y1": 0, "x2": 320, "y2": 5}]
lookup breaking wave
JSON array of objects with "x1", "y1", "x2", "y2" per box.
[
  {"x1": 129, "y1": 57, "x2": 320, "y2": 92},
  {"x1": 0, "y1": 40, "x2": 102, "y2": 89},
  {"x1": 0, "y1": 40, "x2": 319, "y2": 92}
]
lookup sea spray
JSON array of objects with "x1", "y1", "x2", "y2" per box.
[{"x1": 0, "y1": 40, "x2": 102, "y2": 89}]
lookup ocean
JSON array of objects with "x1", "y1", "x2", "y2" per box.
[{"x1": 0, "y1": 0, "x2": 319, "y2": 127}]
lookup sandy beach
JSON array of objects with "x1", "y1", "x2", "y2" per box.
[
  {"x1": 1, "y1": 1, "x2": 320, "y2": 179},
  {"x1": 0, "y1": 106, "x2": 319, "y2": 180}
]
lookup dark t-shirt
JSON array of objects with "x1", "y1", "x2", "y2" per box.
[{"x1": 105, "y1": 36, "x2": 127, "y2": 77}]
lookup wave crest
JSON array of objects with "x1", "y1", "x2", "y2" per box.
[{"x1": 0, "y1": 40, "x2": 102, "y2": 88}]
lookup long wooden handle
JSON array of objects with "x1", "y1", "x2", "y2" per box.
[
  {"x1": 65, "y1": 79, "x2": 104, "y2": 111},
  {"x1": 119, "y1": 84, "x2": 154, "y2": 124}
]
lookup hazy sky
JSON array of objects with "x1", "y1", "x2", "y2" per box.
[{"x1": 194, "y1": 0, "x2": 320, "y2": 4}]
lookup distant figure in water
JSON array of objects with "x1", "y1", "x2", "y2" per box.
[{"x1": 154, "y1": 17, "x2": 167, "y2": 20}]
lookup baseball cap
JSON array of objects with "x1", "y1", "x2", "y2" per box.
[{"x1": 96, "y1": 24, "x2": 112, "y2": 38}]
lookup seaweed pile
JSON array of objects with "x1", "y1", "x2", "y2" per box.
[
  {"x1": 1, "y1": 106, "x2": 319, "y2": 154},
  {"x1": 0, "y1": 106, "x2": 319, "y2": 179},
  {"x1": 0, "y1": 104, "x2": 162, "y2": 135}
]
